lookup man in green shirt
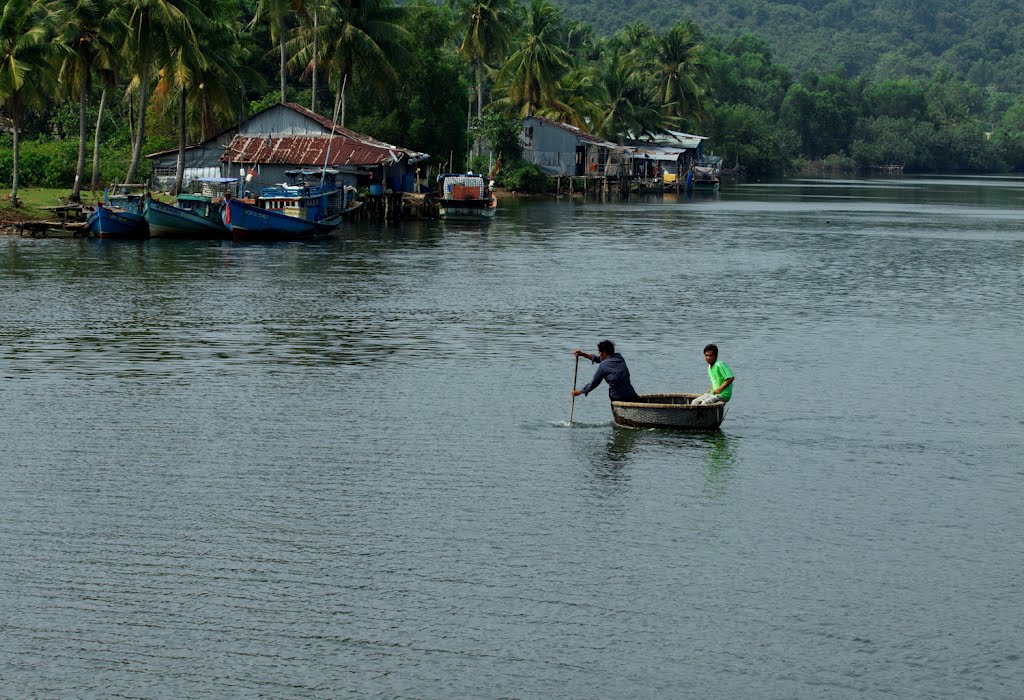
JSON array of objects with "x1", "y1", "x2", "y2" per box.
[{"x1": 692, "y1": 343, "x2": 734, "y2": 405}]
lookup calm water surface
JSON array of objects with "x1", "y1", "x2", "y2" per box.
[{"x1": 1, "y1": 176, "x2": 1022, "y2": 698}]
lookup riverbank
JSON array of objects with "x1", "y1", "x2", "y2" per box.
[{"x1": 1, "y1": 189, "x2": 87, "y2": 235}]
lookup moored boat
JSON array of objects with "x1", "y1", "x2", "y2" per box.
[
  {"x1": 144, "y1": 195, "x2": 229, "y2": 239},
  {"x1": 221, "y1": 169, "x2": 346, "y2": 242},
  {"x1": 87, "y1": 184, "x2": 148, "y2": 239},
  {"x1": 611, "y1": 393, "x2": 726, "y2": 431},
  {"x1": 437, "y1": 173, "x2": 497, "y2": 220},
  {"x1": 688, "y1": 156, "x2": 723, "y2": 192}
]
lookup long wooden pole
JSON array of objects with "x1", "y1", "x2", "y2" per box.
[{"x1": 569, "y1": 355, "x2": 580, "y2": 424}]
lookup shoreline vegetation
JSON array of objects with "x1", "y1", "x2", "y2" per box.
[{"x1": 2, "y1": 0, "x2": 1023, "y2": 210}]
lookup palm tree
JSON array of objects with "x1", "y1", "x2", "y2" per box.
[
  {"x1": 494, "y1": 0, "x2": 572, "y2": 118},
  {"x1": 595, "y1": 48, "x2": 663, "y2": 141},
  {"x1": 654, "y1": 21, "x2": 708, "y2": 127},
  {"x1": 156, "y1": 9, "x2": 255, "y2": 194},
  {"x1": 289, "y1": 0, "x2": 328, "y2": 113},
  {"x1": 250, "y1": 0, "x2": 297, "y2": 105},
  {"x1": 301, "y1": 0, "x2": 410, "y2": 127},
  {"x1": 537, "y1": 65, "x2": 603, "y2": 129},
  {"x1": 154, "y1": 22, "x2": 202, "y2": 194},
  {"x1": 0, "y1": 0, "x2": 55, "y2": 205},
  {"x1": 54, "y1": 0, "x2": 122, "y2": 202},
  {"x1": 448, "y1": 0, "x2": 516, "y2": 133},
  {"x1": 123, "y1": 0, "x2": 203, "y2": 184}
]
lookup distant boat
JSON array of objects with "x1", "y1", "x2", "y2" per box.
[
  {"x1": 144, "y1": 179, "x2": 237, "y2": 239},
  {"x1": 221, "y1": 169, "x2": 346, "y2": 242},
  {"x1": 611, "y1": 394, "x2": 726, "y2": 430},
  {"x1": 688, "y1": 157, "x2": 723, "y2": 192},
  {"x1": 437, "y1": 174, "x2": 497, "y2": 220},
  {"x1": 87, "y1": 184, "x2": 148, "y2": 239}
]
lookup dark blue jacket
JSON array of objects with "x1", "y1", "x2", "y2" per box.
[{"x1": 582, "y1": 353, "x2": 638, "y2": 401}]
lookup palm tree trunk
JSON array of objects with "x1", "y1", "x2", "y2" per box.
[
  {"x1": 91, "y1": 88, "x2": 107, "y2": 190},
  {"x1": 279, "y1": 19, "x2": 286, "y2": 103},
  {"x1": 339, "y1": 73, "x2": 348, "y2": 127},
  {"x1": 474, "y1": 60, "x2": 483, "y2": 158},
  {"x1": 10, "y1": 114, "x2": 20, "y2": 205},
  {"x1": 466, "y1": 91, "x2": 472, "y2": 164},
  {"x1": 311, "y1": 5, "x2": 318, "y2": 113},
  {"x1": 126, "y1": 66, "x2": 149, "y2": 184},
  {"x1": 70, "y1": 75, "x2": 89, "y2": 203},
  {"x1": 174, "y1": 89, "x2": 186, "y2": 195}
]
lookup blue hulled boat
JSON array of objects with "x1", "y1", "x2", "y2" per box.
[
  {"x1": 221, "y1": 169, "x2": 346, "y2": 242},
  {"x1": 87, "y1": 185, "x2": 148, "y2": 239}
]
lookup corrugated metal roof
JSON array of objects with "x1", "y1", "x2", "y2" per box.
[
  {"x1": 222, "y1": 134, "x2": 426, "y2": 167},
  {"x1": 633, "y1": 145, "x2": 687, "y2": 162}
]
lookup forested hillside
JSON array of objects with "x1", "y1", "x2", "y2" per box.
[{"x1": 551, "y1": 0, "x2": 1024, "y2": 91}]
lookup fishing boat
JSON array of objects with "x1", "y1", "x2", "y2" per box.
[
  {"x1": 437, "y1": 173, "x2": 497, "y2": 220},
  {"x1": 221, "y1": 169, "x2": 347, "y2": 242},
  {"x1": 688, "y1": 157, "x2": 723, "y2": 192},
  {"x1": 144, "y1": 179, "x2": 237, "y2": 239},
  {"x1": 87, "y1": 184, "x2": 148, "y2": 239},
  {"x1": 611, "y1": 393, "x2": 726, "y2": 431}
]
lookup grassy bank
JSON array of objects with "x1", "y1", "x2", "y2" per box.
[{"x1": 0, "y1": 188, "x2": 98, "y2": 222}]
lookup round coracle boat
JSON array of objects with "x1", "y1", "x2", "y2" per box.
[{"x1": 611, "y1": 393, "x2": 726, "y2": 431}]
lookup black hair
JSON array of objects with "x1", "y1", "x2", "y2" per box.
[
  {"x1": 704, "y1": 343, "x2": 719, "y2": 355},
  {"x1": 598, "y1": 339, "x2": 615, "y2": 355}
]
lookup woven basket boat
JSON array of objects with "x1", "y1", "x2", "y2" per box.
[{"x1": 611, "y1": 393, "x2": 725, "y2": 431}]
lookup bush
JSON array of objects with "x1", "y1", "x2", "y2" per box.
[
  {"x1": 0, "y1": 137, "x2": 164, "y2": 189},
  {"x1": 0, "y1": 139, "x2": 77, "y2": 187},
  {"x1": 497, "y1": 160, "x2": 552, "y2": 193}
]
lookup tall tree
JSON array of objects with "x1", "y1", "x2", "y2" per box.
[
  {"x1": 157, "y1": 7, "x2": 255, "y2": 193},
  {"x1": 654, "y1": 21, "x2": 708, "y2": 128},
  {"x1": 493, "y1": 0, "x2": 572, "y2": 118},
  {"x1": 250, "y1": 0, "x2": 296, "y2": 104},
  {"x1": 123, "y1": 0, "x2": 202, "y2": 184},
  {"x1": 154, "y1": 15, "x2": 202, "y2": 194},
  {"x1": 0, "y1": 0, "x2": 55, "y2": 205},
  {"x1": 448, "y1": 0, "x2": 516, "y2": 141},
  {"x1": 595, "y1": 47, "x2": 663, "y2": 141},
  {"x1": 299, "y1": 0, "x2": 410, "y2": 126},
  {"x1": 55, "y1": 0, "x2": 122, "y2": 202}
]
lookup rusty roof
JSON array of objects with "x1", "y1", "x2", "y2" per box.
[{"x1": 221, "y1": 134, "x2": 427, "y2": 167}]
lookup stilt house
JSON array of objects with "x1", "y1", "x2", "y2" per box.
[{"x1": 520, "y1": 117, "x2": 632, "y2": 178}]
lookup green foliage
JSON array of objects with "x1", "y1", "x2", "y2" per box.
[
  {"x1": 0, "y1": 138, "x2": 77, "y2": 187},
  {"x1": 348, "y1": 1, "x2": 469, "y2": 170},
  {"x1": 707, "y1": 103, "x2": 799, "y2": 175},
  {"x1": 497, "y1": 159, "x2": 551, "y2": 192},
  {"x1": 850, "y1": 116, "x2": 938, "y2": 170},
  {"x1": 473, "y1": 113, "x2": 522, "y2": 161},
  {"x1": 0, "y1": 136, "x2": 169, "y2": 189},
  {"x1": 705, "y1": 34, "x2": 790, "y2": 113},
  {"x1": 991, "y1": 100, "x2": 1024, "y2": 170}
]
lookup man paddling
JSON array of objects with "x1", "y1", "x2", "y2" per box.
[{"x1": 571, "y1": 340, "x2": 639, "y2": 402}]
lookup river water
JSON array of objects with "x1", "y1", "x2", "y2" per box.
[{"x1": 1, "y1": 177, "x2": 1022, "y2": 698}]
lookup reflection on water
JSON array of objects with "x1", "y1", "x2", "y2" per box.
[
  {"x1": 700, "y1": 431, "x2": 736, "y2": 490},
  {"x1": 604, "y1": 425, "x2": 638, "y2": 465}
]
